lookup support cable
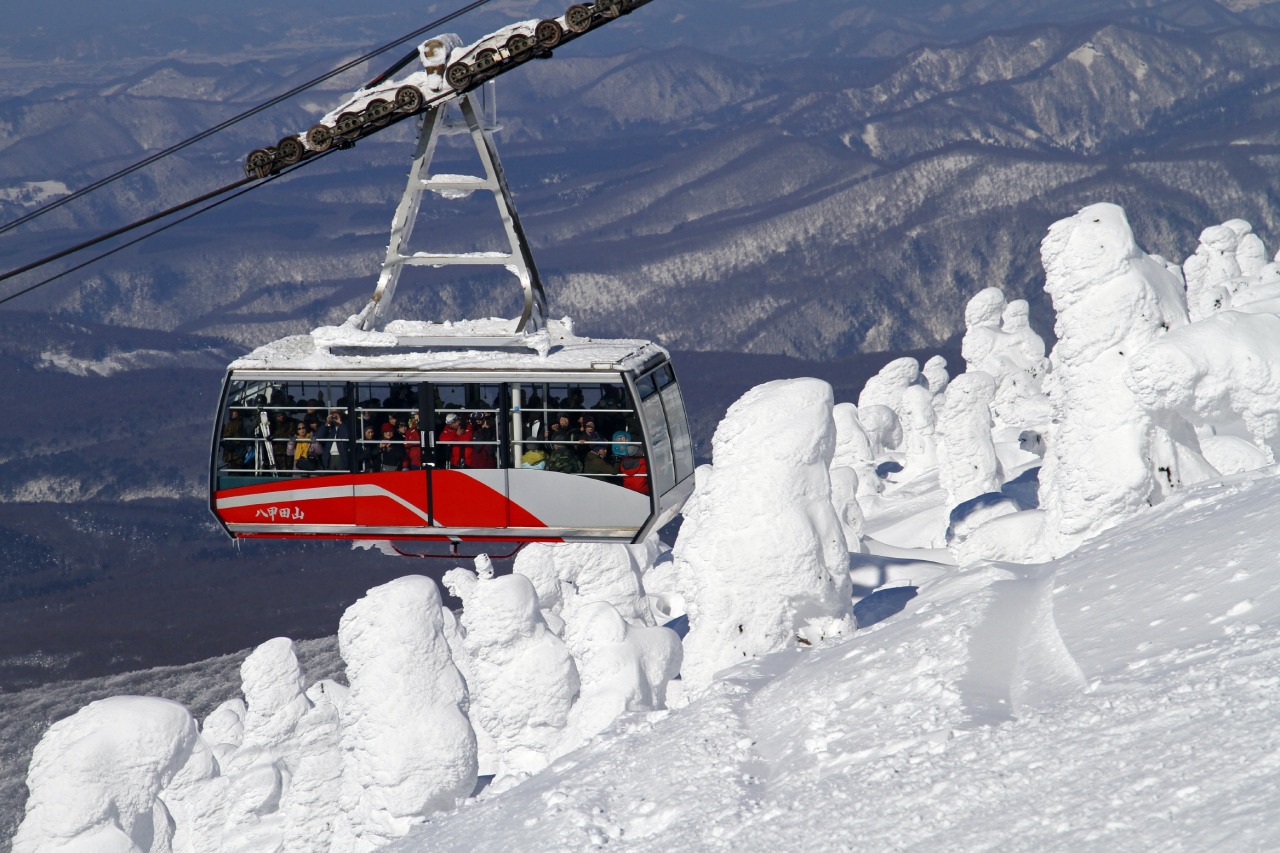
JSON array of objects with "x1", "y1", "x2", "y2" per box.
[
  {"x1": 0, "y1": 176, "x2": 255, "y2": 285},
  {"x1": 0, "y1": 0, "x2": 498, "y2": 238}
]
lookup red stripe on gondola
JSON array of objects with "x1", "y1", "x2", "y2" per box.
[{"x1": 213, "y1": 470, "x2": 549, "y2": 531}]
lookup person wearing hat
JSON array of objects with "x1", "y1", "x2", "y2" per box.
[
  {"x1": 470, "y1": 412, "x2": 497, "y2": 469},
  {"x1": 438, "y1": 412, "x2": 473, "y2": 468},
  {"x1": 379, "y1": 423, "x2": 406, "y2": 471}
]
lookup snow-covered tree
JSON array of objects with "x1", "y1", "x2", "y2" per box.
[
  {"x1": 556, "y1": 601, "x2": 682, "y2": 755},
  {"x1": 935, "y1": 371, "x2": 1002, "y2": 507},
  {"x1": 898, "y1": 384, "x2": 938, "y2": 476},
  {"x1": 673, "y1": 378, "x2": 854, "y2": 690},
  {"x1": 15, "y1": 696, "x2": 204, "y2": 853},
  {"x1": 332, "y1": 575, "x2": 477, "y2": 850},
  {"x1": 1183, "y1": 223, "x2": 1243, "y2": 321},
  {"x1": 922, "y1": 354, "x2": 950, "y2": 396},
  {"x1": 858, "y1": 356, "x2": 920, "y2": 418},
  {"x1": 831, "y1": 402, "x2": 880, "y2": 500},
  {"x1": 443, "y1": 568, "x2": 578, "y2": 784},
  {"x1": 513, "y1": 541, "x2": 653, "y2": 633},
  {"x1": 1037, "y1": 202, "x2": 1201, "y2": 553}
]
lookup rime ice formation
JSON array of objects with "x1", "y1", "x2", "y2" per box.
[
  {"x1": 960, "y1": 288, "x2": 1049, "y2": 430},
  {"x1": 673, "y1": 378, "x2": 854, "y2": 690},
  {"x1": 512, "y1": 541, "x2": 653, "y2": 631},
  {"x1": 278, "y1": 680, "x2": 345, "y2": 853},
  {"x1": 922, "y1": 354, "x2": 950, "y2": 396},
  {"x1": 1183, "y1": 223, "x2": 1243, "y2": 321},
  {"x1": 897, "y1": 384, "x2": 938, "y2": 476},
  {"x1": 857, "y1": 403, "x2": 902, "y2": 455},
  {"x1": 1002, "y1": 300, "x2": 1046, "y2": 368},
  {"x1": 857, "y1": 356, "x2": 920, "y2": 417},
  {"x1": 961, "y1": 287, "x2": 1009, "y2": 374},
  {"x1": 1037, "y1": 202, "x2": 1202, "y2": 553},
  {"x1": 829, "y1": 465, "x2": 866, "y2": 546},
  {"x1": 1127, "y1": 310, "x2": 1280, "y2": 464},
  {"x1": 557, "y1": 601, "x2": 682, "y2": 754},
  {"x1": 1225, "y1": 219, "x2": 1268, "y2": 277},
  {"x1": 443, "y1": 569, "x2": 579, "y2": 782},
  {"x1": 935, "y1": 371, "x2": 1002, "y2": 508},
  {"x1": 332, "y1": 575, "x2": 477, "y2": 851},
  {"x1": 201, "y1": 698, "x2": 245, "y2": 760},
  {"x1": 831, "y1": 402, "x2": 881, "y2": 499},
  {"x1": 239, "y1": 637, "x2": 311, "y2": 753},
  {"x1": 14, "y1": 696, "x2": 202, "y2": 853}
]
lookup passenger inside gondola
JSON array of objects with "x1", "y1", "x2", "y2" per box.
[
  {"x1": 584, "y1": 445, "x2": 617, "y2": 481},
  {"x1": 359, "y1": 426, "x2": 379, "y2": 472},
  {"x1": 619, "y1": 444, "x2": 649, "y2": 493},
  {"x1": 221, "y1": 410, "x2": 249, "y2": 469},
  {"x1": 404, "y1": 415, "x2": 422, "y2": 470},
  {"x1": 293, "y1": 424, "x2": 319, "y2": 472},
  {"x1": 379, "y1": 425, "x2": 405, "y2": 471},
  {"x1": 470, "y1": 412, "x2": 497, "y2": 468},
  {"x1": 439, "y1": 413, "x2": 472, "y2": 468}
]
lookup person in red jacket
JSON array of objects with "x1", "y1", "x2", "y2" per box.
[
  {"x1": 438, "y1": 412, "x2": 474, "y2": 468},
  {"x1": 404, "y1": 414, "x2": 422, "y2": 469},
  {"x1": 620, "y1": 445, "x2": 649, "y2": 494}
]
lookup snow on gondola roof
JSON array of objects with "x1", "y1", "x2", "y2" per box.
[{"x1": 227, "y1": 317, "x2": 668, "y2": 375}]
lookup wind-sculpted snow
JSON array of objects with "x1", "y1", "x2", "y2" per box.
[
  {"x1": 673, "y1": 378, "x2": 854, "y2": 689},
  {"x1": 443, "y1": 569, "x2": 578, "y2": 785},
  {"x1": 13, "y1": 696, "x2": 202, "y2": 852},
  {"x1": 333, "y1": 575, "x2": 477, "y2": 850},
  {"x1": 1036, "y1": 202, "x2": 1200, "y2": 555},
  {"x1": 1127, "y1": 310, "x2": 1280, "y2": 463}
]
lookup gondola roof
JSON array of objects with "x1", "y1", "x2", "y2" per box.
[{"x1": 228, "y1": 318, "x2": 669, "y2": 375}]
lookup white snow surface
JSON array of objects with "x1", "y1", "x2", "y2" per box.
[{"x1": 387, "y1": 466, "x2": 1280, "y2": 851}]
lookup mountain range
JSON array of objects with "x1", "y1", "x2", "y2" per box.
[{"x1": 5, "y1": 0, "x2": 1280, "y2": 356}]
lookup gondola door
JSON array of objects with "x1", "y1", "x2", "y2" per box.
[{"x1": 425, "y1": 381, "x2": 511, "y2": 532}]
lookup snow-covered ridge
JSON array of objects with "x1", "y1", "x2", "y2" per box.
[
  {"x1": 0, "y1": 180, "x2": 67, "y2": 208},
  {"x1": 38, "y1": 347, "x2": 227, "y2": 377},
  {"x1": 16, "y1": 202, "x2": 1280, "y2": 850}
]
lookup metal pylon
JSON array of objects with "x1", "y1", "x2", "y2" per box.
[{"x1": 357, "y1": 86, "x2": 548, "y2": 334}]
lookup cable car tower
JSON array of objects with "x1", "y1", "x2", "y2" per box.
[{"x1": 357, "y1": 86, "x2": 548, "y2": 337}]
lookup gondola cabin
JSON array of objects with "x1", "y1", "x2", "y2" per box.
[{"x1": 210, "y1": 320, "x2": 695, "y2": 544}]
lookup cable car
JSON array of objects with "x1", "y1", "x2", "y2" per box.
[
  {"x1": 210, "y1": 16, "x2": 694, "y2": 547},
  {"x1": 210, "y1": 320, "x2": 695, "y2": 544}
]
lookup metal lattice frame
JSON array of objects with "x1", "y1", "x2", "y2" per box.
[{"x1": 358, "y1": 86, "x2": 547, "y2": 334}]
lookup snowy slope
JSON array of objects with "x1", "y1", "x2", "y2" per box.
[
  {"x1": 389, "y1": 467, "x2": 1280, "y2": 851},
  {"x1": 6, "y1": 463, "x2": 1279, "y2": 848}
]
